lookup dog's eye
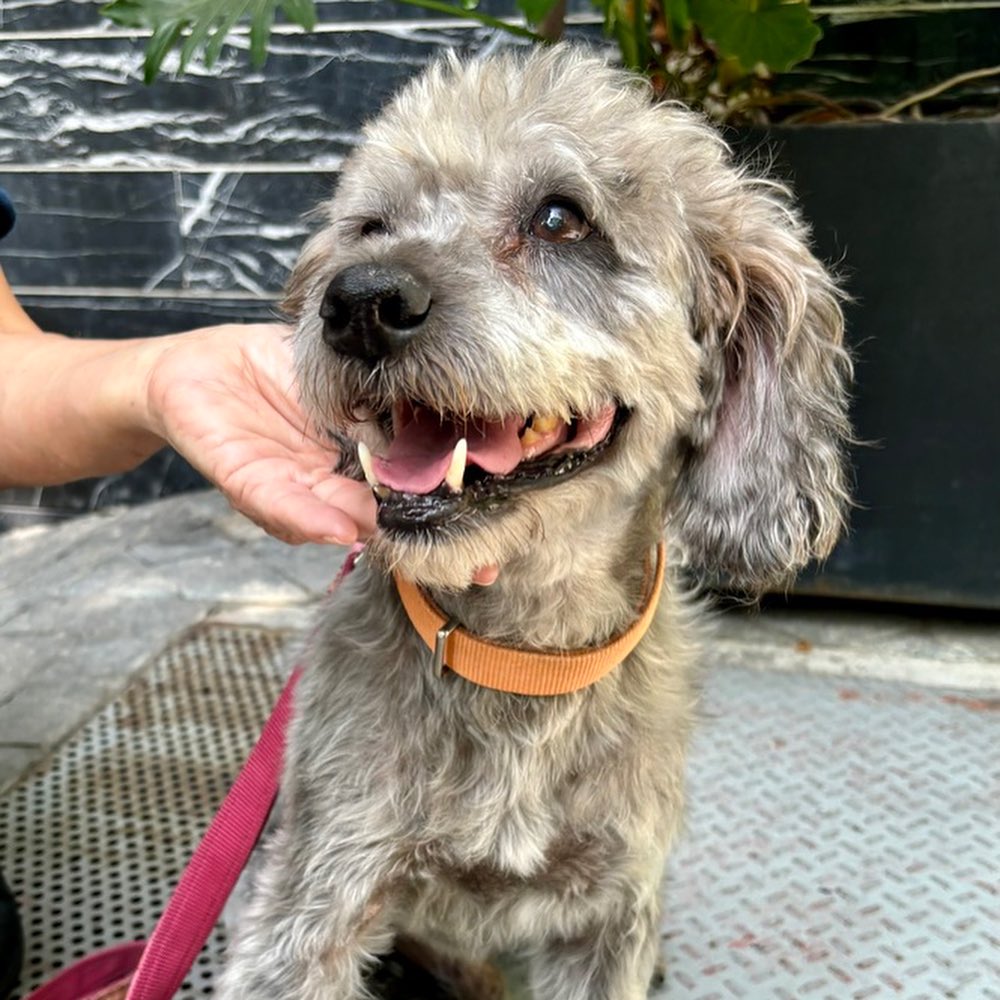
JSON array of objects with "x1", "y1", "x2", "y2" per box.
[
  {"x1": 360, "y1": 219, "x2": 388, "y2": 237},
  {"x1": 530, "y1": 200, "x2": 591, "y2": 244}
]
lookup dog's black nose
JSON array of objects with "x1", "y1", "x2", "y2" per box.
[{"x1": 320, "y1": 264, "x2": 432, "y2": 361}]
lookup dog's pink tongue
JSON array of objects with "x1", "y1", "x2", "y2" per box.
[{"x1": 372, "y1": 409, "x2": 524, "y2": 494}]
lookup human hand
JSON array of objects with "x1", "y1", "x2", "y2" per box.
[{"x1": 141, "y1": 322, "x2": 376, "y2": 545}]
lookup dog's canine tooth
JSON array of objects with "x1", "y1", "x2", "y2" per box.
[
  {"x1": 357, "y1": 441, "x2": 387, "y2": 497},
  {"x1": 445, "y1": 438, "x2": 467, "y2": 493}
]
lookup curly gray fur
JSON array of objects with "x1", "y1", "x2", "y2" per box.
[{"x1": 217, "y1": 45, "x2": 851, "y2": 1000}]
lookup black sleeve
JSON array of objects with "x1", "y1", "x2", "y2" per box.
[{"x1": 0, "y1": 188, "x2": 15, "y2": 241}]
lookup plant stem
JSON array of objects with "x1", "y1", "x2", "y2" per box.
[
  {"x1": 812, "y1": 1, "x2": 1000, "y2": 13},
  {"x1": 879, "y1": 63, "x2": 1000, "y2": 118},
  {"x1": 725, "y1": 88, "x2": 863, "y2": 121},
  {"x1": 393, "y1": 0, "x2": 544, "y2": 40},
  {"x1": 537, "y1": 0, "x2": 567, "y2": 42}
]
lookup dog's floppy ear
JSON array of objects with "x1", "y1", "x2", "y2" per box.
[{"x1": 669, "y1": 172, "x2": 852, "y2": 592}]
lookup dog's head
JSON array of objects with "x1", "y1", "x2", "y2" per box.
[{"x1": 287, "y1": 46, "x2": 850, "y2": 592}]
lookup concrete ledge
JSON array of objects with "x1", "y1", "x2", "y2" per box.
[{"x1": 713, "y1": 606, "x2": 1000, "y2": 691}]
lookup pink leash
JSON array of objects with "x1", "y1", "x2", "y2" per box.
[
  {"x1": 123, "y1": 666, "x2": 302, "y2": 1000},
  {"x1": 28, "y1": 548, "x2": 366, "y2": 1000},
  {"x1": 125, "y1": 547, "x2": 367, "y2": 997},
  {"x1": 25, "y1": 667, "x2": 301, "y2": 1000}
]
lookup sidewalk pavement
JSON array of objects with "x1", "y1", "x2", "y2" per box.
[{"x1": 2, "y1": 489, "x2": 998, "y2": 793}]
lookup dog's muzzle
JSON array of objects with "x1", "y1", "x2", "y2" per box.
[{"x1": 320, "y1": 263, "x2": 432, "y2": 363}]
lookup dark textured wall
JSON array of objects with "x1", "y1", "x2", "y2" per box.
[{"x1": 0, "y1": 0, "x2": 598, "y2": 527}]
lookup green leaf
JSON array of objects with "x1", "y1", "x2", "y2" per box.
[
  {"x1": 661, "y1": 0, "x2": 691, "y2": 47},
  {"x1": 279, "y1": 0, "x2": 316, "y2": 30},
  {"x1": 632, "y1": 0, "x2": 651, "y2": 70},
  {"x1": 594, "y1": 0, "x2": 640, "y2": 69},
  {"x1": 203, "y1": 0, "x2": 251, "y2": 66},
  {"x1": 101, "y1": 0, "x2": 153, "y2": 29},
  {"x1": 516, "y1": 0, "x2": 560, "y2": 25},
  {"x1": 144, "y1": 19, "x2": 184, "y2": 83},
  {"x1": 177, "y1": 0, "x2": 227, "y2": 71},
  {"x1": 102, "y1": 0, "x2": 318, "y2": 82},
  {"x1": 689, "y1": 0, "x2": 821, "y2": 74},
  {"x1": 249, "y1": 0, "x2": 274, "y2": 67}
]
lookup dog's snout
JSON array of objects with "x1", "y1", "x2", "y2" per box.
[{"x1": 320, "y1": 264, "x2": 432, "y2": 361}]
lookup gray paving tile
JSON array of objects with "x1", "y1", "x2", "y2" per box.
[
  {"x1": 168, "y1": 552, "x2": 310, "y2": 604},
  {"x1": 0, "y1": 601, "x2": 207, "y2": 747},
  {"x1": 0, "y1": 509, "x2": 116, "y2": 593},
  {"x1": 205, "y1": 602, "x2": 320, "y2": 632},
  {"x1": 243, "y1": 534, "x2": 351, "y2": 594},
  {"x1": 714, "y1": 607, "x2": 1000, "y2": 689},
  {"x1": 0, "y1": 637, "x2": 57, "y2": 701},
  {"x1": 0, "y1": 745, "x2": 40, "y2": 793}
]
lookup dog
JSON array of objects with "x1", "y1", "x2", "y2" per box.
[{"x1": 216, "y1": 45, "x2": 851, "y2": 1000}]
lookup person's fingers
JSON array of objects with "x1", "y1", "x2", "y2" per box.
[
  {"x1": 235, "y1": 479, "x2": 370, "y2": 545},
  {"x1": 311, "y1": 477, "x2": 377, "y2": 539}
]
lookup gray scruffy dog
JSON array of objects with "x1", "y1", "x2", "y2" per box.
[{"x1": 217, "y1": 45, "x2": 851, "y2": 1000}]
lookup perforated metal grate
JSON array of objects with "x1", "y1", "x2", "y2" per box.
[
  {"x1": 1, "y1": 625, "x2": 290, "y2": 998},
  {"x1": 2, "y1": 624, "x2": 997, "y2": 999},
  {"x1": 655, "y1": 668, "x2": 999, "y2": 1000}
]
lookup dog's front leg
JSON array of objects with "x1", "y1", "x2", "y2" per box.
[
  {"x1": 527, "y1": 893, "x2": 661, "y2": 1000},
  {"x1": 215, "y1": 830, "x2": 398, "y2": 1000}
]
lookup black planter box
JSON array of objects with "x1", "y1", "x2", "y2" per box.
[{"x1": 756, "y1": 120, "x2": 1000, "y2": 609}]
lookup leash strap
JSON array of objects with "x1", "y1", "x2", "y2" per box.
[
  {"x1": 124, "y1": 666, "x2": 302, "y2": 1000},
  {"x1": 124, "y1": 547, "x2": 372, "y2": 998}
]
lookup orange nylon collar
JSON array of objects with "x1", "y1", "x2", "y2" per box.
[{"x1": 393, "y1": 542, "x2": 665, "y2": 697}]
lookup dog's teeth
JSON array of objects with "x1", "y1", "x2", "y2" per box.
[
  {"x1": 357, "y1": 442, "x2": 387, "y2": 497},
  {"x1": 445, "y1": 438, "x2": 467, "y2": 493},
  {"x1": 521, "y1": 414, "x2": 562, "y2": 453}
]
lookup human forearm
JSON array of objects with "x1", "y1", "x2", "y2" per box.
[
  {"x1": 0, "y1": 268, "x2": 42, "y2": 336},
  {"x1": 0, "y1": 295, "x2": 375, "y2": 543},
  {"x1": 0, "y1": 332, "x2": 165, "y2": 487}
]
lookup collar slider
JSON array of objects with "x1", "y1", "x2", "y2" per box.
[{"x1": 433, "y1": 618, "x2": 460, "y2": 677}]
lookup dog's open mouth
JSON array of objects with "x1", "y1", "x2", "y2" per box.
[{"x1": 358, "y1": 401, "x2": 630, "y2": 531}]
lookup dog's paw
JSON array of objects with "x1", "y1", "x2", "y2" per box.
[{"x1": 368, "y1": 939, "x2": 506, "y2": 1000}]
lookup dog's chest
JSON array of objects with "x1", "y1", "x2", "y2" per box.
[
  {"x1": 431, "y1": 827, "x2": 612, "y2": 899},
  {"x1": 416, "y1": 723, "x2": 573, "y2": 877},
  {"x1": 408, "y1": 781, "x2": 629, "y2": 954},
  {"x1": 410, "y1": 786, "x2": 622, "y2": 951},
  {"x1": 410, "y1": 702, "x2": 631, "y2": 898}
]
